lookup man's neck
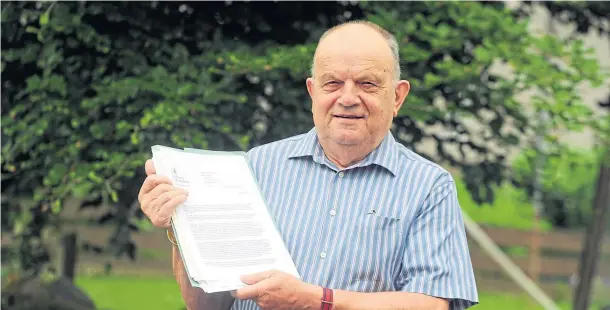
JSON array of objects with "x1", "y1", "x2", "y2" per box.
[{"x1": 318, "y1": 138, "x2": 383, "y2": 170}]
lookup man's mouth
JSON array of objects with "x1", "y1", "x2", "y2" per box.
[{"x1": 333, "y1": 114, "x2": 365, "y2": 119}]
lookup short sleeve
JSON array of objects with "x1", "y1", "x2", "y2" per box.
[{"x1": 395, "y1": 173, "x2": 479, "y2": 309}]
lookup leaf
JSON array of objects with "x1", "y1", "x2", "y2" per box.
[
  {"x1": 51, "y1": 200, "x2": 62, "y2": 214},
  {"x1": 71, "y1": 181, "x2": 94, "y2": 198},
  {"x1": 130, "y1": 132, "x2": 140, "y2": 145},
  {"x1": 48, "y1": 74, "x2": 68, "y2": 97},
  {"x1": 39, "y1": 11, "x2": 50, "y2": 26},
  {"x1": 46, "y1": 163, "x2": 68, "y2": 186},
  {"x1": 110, "y1": 190, "x2": 118, "y2": 203},
  {"x1": 423, "y1": 73, "x2": 441, "y2": 88},
  {"x1": 473, "y1": 46, "x2": 491, "y2": 63},
  {"x1": 26, "y1": 75, "x2": 42, "y2": 92},
  {"x1": 88, "y1": 171, "x2": 103, "y2": 184}
]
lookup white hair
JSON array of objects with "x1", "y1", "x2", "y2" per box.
[{"x1": 310, "y1": 20, "x2": 401, "y2": 83}]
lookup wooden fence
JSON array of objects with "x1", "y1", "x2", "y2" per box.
[{"x1": 469, "y1": 226, "x2": 610, "y2": 296}]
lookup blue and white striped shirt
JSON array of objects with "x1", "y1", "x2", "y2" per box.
[{"x1": 232, "y1": 128, "x2": 478, "y2": 310}]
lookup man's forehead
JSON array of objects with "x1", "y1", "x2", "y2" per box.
[
  {"x1": 315, "y1": 44, "x2": 392, "y2": 65},
  {"x1": 318, "y1": 67, "x2": 385, "y2": 80},
  {"x1": 315, "y1": 56, "x2": 391, "y2": 79}
]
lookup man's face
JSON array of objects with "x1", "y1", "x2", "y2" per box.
[{"x1": 306, "y1": 25, "x2": 410, "y2": 149}]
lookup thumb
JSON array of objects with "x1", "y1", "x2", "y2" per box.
[
  {"x1": 240, "y1": 270, "x2": 276, "y2": 285},
  {"x1": 145, "y1": 159, "x2": 156, "y2": 176}
]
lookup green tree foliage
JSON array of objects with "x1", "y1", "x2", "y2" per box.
[
  {"x1": 511, "y1": 147, "x2": 606, "y2": 228},
  {"x1": 1, "y1": 1, "x2": 356, "y2": 276},
  {"x1": 509, "y1": 1, "x2": 610, "y2": 229},
  {"x1": 1, "y1": 1, "x2": 604, "y2": 278},
  {"x1": 364, "y1": 1, "x2": 604, "y2": 202}
]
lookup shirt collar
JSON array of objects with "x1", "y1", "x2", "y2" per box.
[{"x1": 288, "y1": 128, "x2": 400, "y2": 176}]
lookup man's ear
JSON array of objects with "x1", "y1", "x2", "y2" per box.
[
  {"x1": 306, "y1": 78, "x2": 315, "y2": 99},
  {"x1": 393, "y1": 80, "x2": 410, "y2": 117},
  {"x1": 306, "y1": 78, "x2": 315, "y2": 112}
]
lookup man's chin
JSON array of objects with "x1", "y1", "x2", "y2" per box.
[{"x1": 330, "y1": 134, "x2": 365, "y2": 146}]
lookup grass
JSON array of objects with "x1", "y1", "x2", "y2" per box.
[
  {"x1": 76, "y1": 275, "x2": 185, "y2": 310},
  {"x1": 76, "y1": 275, "x2": 579, "y2": 310},
  {"x1": 138, "y1": 248, "x2": 168, "y2": 260}
]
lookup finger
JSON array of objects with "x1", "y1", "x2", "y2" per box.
[
  {"x1": 140, "y1": 183, "x2": 176, "y2": 210},
  {"x1": 138, "y1": 175, "x2": 173, "y2": 202},
  {"x1": 232, "y1": 283, "x2": 262, "y2": 300},
  {"x1": 157, "y1": 194, "x2": 188, "y2": 219},
  {"x1": 142, "y1": 180, "x2": 181, "y2": 203},
  {"x1": 145, "y1": 159, "x2": 156, "y2": 176},
  {"x1": 149, "y1": 187, "x2": 185, "y2": 212},
  {"x1": 149, "y1": 189, "x2": 187, "y2": 227},
  {"x1": 240, "y1": 270, "x2": 276, "y2": 285},
  {"x1": 152, "y1": 175, "x2": 172, "y2": 186},
  {"x1": 150, "y1": 196, "x2": 186, "y2": 228},
  {"x1": 152, "y1": 189, "x2": 175, "y2": 210},
  {"x1": 157, "y1": 191, "x2": 188, "y2": 218}
]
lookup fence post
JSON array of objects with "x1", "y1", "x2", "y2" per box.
[
  {"x1": 573, "y1": 161, "x2": 610, "y2": 310},
  {"x1": 60, "y1": 232, "x2": 78, "y2": 281},
  {"x1": 528, "y1": 217, "x2": 542, "y2": 283}
]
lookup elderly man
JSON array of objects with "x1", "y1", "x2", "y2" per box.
[{"x1": 138, "y1": 20, "x2": 479, "y2": 310}]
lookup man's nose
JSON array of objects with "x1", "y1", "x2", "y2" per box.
[{"x1": 338, "y1": 80, "x2": 361, "y2": 107}]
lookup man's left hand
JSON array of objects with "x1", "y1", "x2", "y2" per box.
[{"x1": 231, "y1": 270, "x2": 321, "y2": 310}]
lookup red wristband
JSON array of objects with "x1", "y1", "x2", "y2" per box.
[{"x1": 321, "y1": 287, "x2": 333, "y2": 310}]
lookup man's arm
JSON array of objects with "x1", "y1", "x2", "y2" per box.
[
  {"x1": 171, "y1": 241, "x2": 235, "y2": 310},
  {"x1": 233, "y1": 271, "x2": 448, "y2": 310},
  {"x1": 392, "y1": 173, "x2": 478, "y2": 309},
  {"x1": 332, "y1": 290, "x2": 448, "y2": 310}
]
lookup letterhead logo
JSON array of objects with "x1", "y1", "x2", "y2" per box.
[{"x1": 171, "y1": 168, "x2": 189, "y2": 187}]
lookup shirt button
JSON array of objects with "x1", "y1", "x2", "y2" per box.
[
  {"x1": 330, "y1": 209, "x2": 336, "y2": 216},
  {"x1": 320, "y1": 252, "x2": 327, "y2": 259},
  {"x1": 338, "y1": 172, "x2": 344, "y2": 178}
]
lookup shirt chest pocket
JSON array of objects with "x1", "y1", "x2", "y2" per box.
[
  {"x1": 337, "y1": 209, "x2": 404, "y2": 292},
  {"x1": 359, "y1": 211, "x2": 402, "y2": 232}
]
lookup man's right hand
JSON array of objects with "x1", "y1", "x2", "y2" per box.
[{"x1": 138, "y1": 159, "x2": 189, "y2": 229}]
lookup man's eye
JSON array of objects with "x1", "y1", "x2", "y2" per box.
[{"x1": 361, "y1": 82, "x2": 376, "y2": 87}]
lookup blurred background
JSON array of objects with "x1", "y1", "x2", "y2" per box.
[{"x1": 1, "y1": 1, "x2": 609, "y2": 309}]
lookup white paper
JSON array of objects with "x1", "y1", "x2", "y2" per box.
[{"x1": 151, "y1": 146, "x2": 299, "y2": 292}]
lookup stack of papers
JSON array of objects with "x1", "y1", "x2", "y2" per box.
[{"x1": 151, "y1": 145, "x2": 300, "y2": 293}]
